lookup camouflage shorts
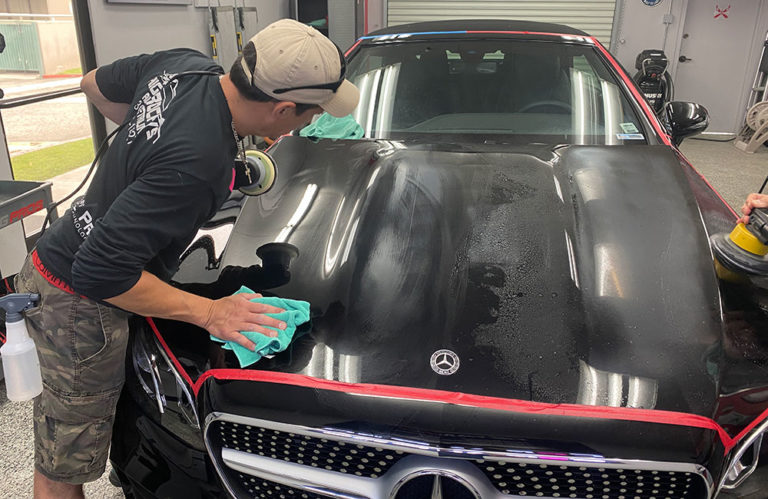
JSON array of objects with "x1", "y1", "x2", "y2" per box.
[{"x1": 14, "y1": 254, "x2": 130, "y2": 484}]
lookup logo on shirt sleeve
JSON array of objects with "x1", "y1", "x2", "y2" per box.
[
  {"x1": 71, "y1": 195, "x2": 96, "y2": 240},
  {"x1": 127, "y1": 71, "x2": 178, "y2": 145}
]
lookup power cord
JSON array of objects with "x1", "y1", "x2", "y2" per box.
[
  {"x1": 38, "y1": 69, "x2": 223, "y2": 237},
  {"x1": 39, "y1": 122, "x2": 126, "y2": 237}
]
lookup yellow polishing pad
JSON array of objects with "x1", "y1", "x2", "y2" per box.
[{"x1": 729, "y1": 223, "x2": 768, "y2": 256}]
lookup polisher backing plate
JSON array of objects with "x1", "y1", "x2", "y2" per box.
[
  {"x1": 711, "y1": 233, "x2": 768, "y2": 276},
  {"x1": 240, "y1": 150, "x2": 276, "y2": 196}
]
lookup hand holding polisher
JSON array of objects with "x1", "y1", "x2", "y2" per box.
[{"x1": 711, "y1": 207, "x2": 768, "y2": 277}]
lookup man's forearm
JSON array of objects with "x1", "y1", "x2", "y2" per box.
[
  {"x1": 105, "y1": 271, "x2": 213, "y2": 327},
  {"x1": 93, "y1": 100, "x2": 131, "y2": 125},
  {"x1": 80, "y1": 70, "x2": 131, "y2": 125}
]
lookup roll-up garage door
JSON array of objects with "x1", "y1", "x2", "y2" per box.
[{"x1": 386, "y1": 1, "x2": 617, "y2": 45}]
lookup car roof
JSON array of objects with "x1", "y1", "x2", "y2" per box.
[{"x1": 365, "y1": 19, "x2": 590, "y2": 38}]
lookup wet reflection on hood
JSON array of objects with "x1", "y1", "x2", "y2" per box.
[{"x1": 576, "y1": 360, "x2": 658, "y2": 409}]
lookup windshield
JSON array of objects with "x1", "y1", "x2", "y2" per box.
[{"x1": 346, "y1": 39, "x2": 646, "y2": 145}]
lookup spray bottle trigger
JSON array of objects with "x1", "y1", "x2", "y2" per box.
[{"x1": 0, "y1": 293, "x2": 39, "y2": 323}]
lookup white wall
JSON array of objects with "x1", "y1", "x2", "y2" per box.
[
  {"x1": 611, "y1": 0, "x2": 688, "y2": 76},
  {"x1": 88, "y1": 2, "x2": 208, "y2": 65},
  {"x1": 86, "y1": 0, "x2": 289, "y2": 66},
  {"x1": 37, "y1": 21, "x2": 81, "y2": 74},
  {"x1": 613, "y1": 1, "x2": 768, "y2": 84},
  {"x1": 366, "y1": 0, "x2": 384, "y2": 33},
  {"x1": 613, "y1": 0, "x2": 768, "y2": 135}
]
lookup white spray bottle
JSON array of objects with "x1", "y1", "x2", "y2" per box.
[{"x1": 0, "y1": 293, "x2": 43, "y2": 401}]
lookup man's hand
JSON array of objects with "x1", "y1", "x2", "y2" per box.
[
  {"x1": 202, "y1": 292, "x2": 287, "y2": 351},
  {"x1": 106, "y1": 272, "x2": 287, "y2": 351},
  {"x1": 739, "y1": 193, "x2": 768, "y2": 224}
]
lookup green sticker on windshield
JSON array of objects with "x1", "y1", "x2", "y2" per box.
[{"x1": 620, "y1": 122, "x2": 639, "y2": 133}]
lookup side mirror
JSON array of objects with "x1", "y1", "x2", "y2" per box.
[{"x1": 662, "y1": 101, "x2": 709, "y2": 146}]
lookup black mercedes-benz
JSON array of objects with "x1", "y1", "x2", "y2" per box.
[{"x1": 109, "y1": 20, "x2": 768, "y2": 499}]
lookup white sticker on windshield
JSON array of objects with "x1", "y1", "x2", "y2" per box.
[
  {"x1": 617, "y1": 133, "x2": 645, "y2": 140},
  {"x1": 620, "y1": 122, "x2": 640, "y2": 133}
]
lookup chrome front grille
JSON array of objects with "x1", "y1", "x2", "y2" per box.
[
  {"x1": 213, "y1": 421, "x2": 403, "y2": 478},
  {"x1": 235, "y1": 472, "x2": 328, "y2": 499},
  {"x1": 475, "y1": 460, "x2": 705, "y2": 498},
  {"x1": 205, "y1": 414, "x2": 713, "y2": 499}
]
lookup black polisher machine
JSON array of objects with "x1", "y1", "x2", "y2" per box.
[{"x1": 711, "y1": 190, "x2": 768, "y2": 278}]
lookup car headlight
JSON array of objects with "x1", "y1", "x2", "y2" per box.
[
  {"x1": 719, "y1": 420, "x2": 767, "y2": 491},
  {"x1": 131, "y1": 323, "x2": 203, "y2": 448}
]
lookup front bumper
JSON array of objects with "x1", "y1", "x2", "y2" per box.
[
  {"x1": 110, "y1": 377, "x2": 225, "y2": 498},
  {"x1": 114, "y1": 319, "x2": 730, "y2": 499}
]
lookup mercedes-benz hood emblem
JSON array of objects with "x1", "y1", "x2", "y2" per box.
[
  {"x1": 394, "y1": 472, "x2": 478, "y2": 499},
  {"x1": 430, "y1": 349, "x2": 460, "y2": 375}
]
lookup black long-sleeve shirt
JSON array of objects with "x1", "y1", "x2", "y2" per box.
[{"x1": 37, "y1": 49, "x2": 237, "y2": 300}]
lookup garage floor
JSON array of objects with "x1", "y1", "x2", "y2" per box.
[
  {"x1": 679, "y1": 138, "x2": 768, "y2": 212},
  {"x1": 0, "y1": 138, "x2": 766, "y2": 498}
]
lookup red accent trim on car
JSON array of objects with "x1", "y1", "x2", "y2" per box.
[
  {"x1": 730, "y1": 407, "x2": 768, "y2": 447},
  {"x1": 345, "y1": 40, "x2": 362, "y2": 57},
  {"x1": 144, "y1": 318, "x2": 744, "y2": 453},
  {"x1": 146, "y1": 317, "x2": 196, "y2": 388},
  {"x1": 466, "y1": 30, "x2": 587, "y2": 38},
  {"x1": 590, "y1": 38, "x2": 672, "y2": 146}
]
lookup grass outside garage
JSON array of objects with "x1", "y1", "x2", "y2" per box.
[
  {"x1": 57, "y1": 67, "x2": 83, "y2": 76},
  {"x1": 11, "y1": 138, "x2": 94, "y2": 181}
]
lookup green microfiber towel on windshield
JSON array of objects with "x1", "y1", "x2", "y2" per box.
[
  {"x1": 210, "y1": 286, "x2": 310, "y2": 368},
  {"x1": 300, "y1": 113, "x2": 364, "y2": 140}
]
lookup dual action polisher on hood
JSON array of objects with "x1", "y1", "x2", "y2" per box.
[
  {"x1": 235, "y1": 149, "x2": 277, "y2": 196},
  {"x1": 711, "y1": 205, "x2": 768, "y2": 278}
]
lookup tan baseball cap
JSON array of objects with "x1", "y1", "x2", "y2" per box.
[{"x1": 240, "y1": 19, "x2": 360, "y2": 118}]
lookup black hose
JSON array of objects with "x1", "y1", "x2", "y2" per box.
[
  {"x1": 37, "y1": 70, "x2": 223, "y2": 237},
  {"x1": 38, "y1": 122, "x2": 126, "y2": 237}
]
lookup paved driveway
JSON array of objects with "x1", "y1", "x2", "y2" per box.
[{"x1": 0, "y1": 75, "x2": 90, "y2": 155}]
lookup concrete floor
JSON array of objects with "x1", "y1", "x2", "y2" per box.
[
  {"x1": 679, "y1": 137, "x2": 768, "y2": 213},
  {"x1": 0, "y1": 383, "x2": 124, "y2": 498},
  {"x1": 1, "y1": 138, "x2": 767, "y2": 498}
]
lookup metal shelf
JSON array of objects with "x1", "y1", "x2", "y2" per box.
[{"x1": 0, "y1": 179, "x2": 56, "y2": 229}]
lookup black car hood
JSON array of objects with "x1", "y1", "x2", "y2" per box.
[
  {"x1": 161, "y1": 137, "x2": 722, "y2": 418},
  {"x1": 172, "y1": 137, "x2": 719, "y2": 419}
]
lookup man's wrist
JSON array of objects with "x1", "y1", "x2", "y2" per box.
[{"x1": 186, "y1": 295, "x2": 215, "y2": 329}]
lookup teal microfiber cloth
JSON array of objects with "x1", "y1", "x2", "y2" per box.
[
  {"x1": 210, "y1": 286, "x2": 310, "y2": 368},
  {"x1": 299, "y1": 113, "x2": 364, "y2": 140}
]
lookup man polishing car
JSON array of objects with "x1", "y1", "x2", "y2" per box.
[{"x1": 15, "y1": 19, "x2": 358, "y2": 499}]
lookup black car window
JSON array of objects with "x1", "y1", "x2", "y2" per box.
[{"x1": 347, "y1": 39, "x2": 646, "y2": 145}]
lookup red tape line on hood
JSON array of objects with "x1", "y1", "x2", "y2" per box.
[
  {"x1": 146, "y1": 317, "x2": 743, "y2": 453},
  {"x1": 191, "y1": 368, "x2": 735, "y2": 452},
  {"x1": 147, "y1": 317, "x2": 195, "y2": 388}
]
